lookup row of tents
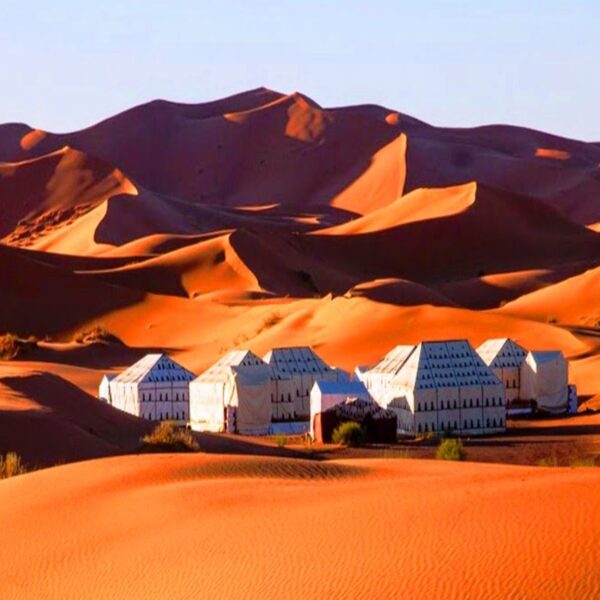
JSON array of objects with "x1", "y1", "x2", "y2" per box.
[{"x1": 99, "y1": 338, "x2": 574, "y2": 438}]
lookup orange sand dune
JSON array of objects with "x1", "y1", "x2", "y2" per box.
[
  {"x1": 0, "y1": 146, "x2": 136, "y2": 247},
  {"x1": 345, "y1": 278, "x2": 457, "y2": 307},
  {"x1": 0, "y1": 454, "x2": 599, "y2": 599},
  {"x1": 0, "y1": 367, "x2": 150, "y2": 466},
  {"x1": 498, "y1": 265, "x2": 600, "y2": 326},
  {"x1": 0, "y1": 244, "x2": 145, "y2": 337},
  {"x1": 17, "y1": 90, "x2": 404, "y2": 214},
  {"x1": 295, "y1": 184, "x2": 600, "y2": 291},
  {"x1": 436, "y1": 259, "x2": 599, "y2": 309},
  {"x1": 319, "y1": 181, "x2": 476, "y2": 235},
  {"x1": 88, "y1": 234, "x2": 261, "y2": 298}
]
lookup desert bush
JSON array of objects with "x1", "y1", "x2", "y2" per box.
[
  {"x1": 0, "y1": 333, "x2": 38, "y2": 360},
  {"x1": 537, "y1": 455, "x2": 559, "y2": 467},
  {"x1": 74, "y1": 325, "x2": 121, "y2": 345},
  {"x1": 0, "y1": 452, "x2": 27, "y2": 479},
  {"x1": 332, "y1": 421, "x2": 365, "y2": 447},
  {"x1": 569, "y1": 456, "x2": 597, "y2": 468},
  {"x1": 140, "y1": 421, "x2": 199, "y2": 453},
  {"x1": 275, "y1": 434, "x2": 288, "y2": 448},
  {"x1": 436, "y1": 438, "x2": 466, "y2": 461}
]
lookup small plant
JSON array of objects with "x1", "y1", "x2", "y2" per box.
[
  {"x1": 569, "y1": 456, "x2": 597, "y2": 468},
  {"x1": 0, "y1": 452, "x2": 28, "y2": 479},
  {"x1": 74, "y1": 325, "x2": 121, "y2": 345},
  {"x1": 275, "y1": 434, "x2": 288, "y2": 448},
  {"x1": 546, "y1": 316, "x2": 558, "y2": 325},
  {"x1": 140, "y1": 421, "x2": 199, "y2": 453},
  {"x1": 436, "y1": 438, "x2": 466, "y2": 461},
  {"x1": 0, "y1": 333, "x2": 38, "y2": 360},
  {"x1": 332, "y1": 421, "x2": 365, "y2": 447},
  {"x1": 537, "y1": 454, "x2": 559, "y2": 467}
]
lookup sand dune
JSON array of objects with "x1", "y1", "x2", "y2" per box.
[
  {"x1": 1, "y1": 89, "x2": 600, "y2": 474},
  {"x1": 298, "y1": 184, "x2": 600, "y2": 290},
  {"x1": 498, "y1": 265, "x2": 600, "y2": 326},
  {"x1": 0, "y1": 367, "x2": 150, "y2": 466},
  {"x1": 319, "y1": 181, "x2": 477, "y2": 235},
  {"x1": 0, "y1": 146, "x2": 136, "y2": 249},
  {"x1": 0, "y1": 454, "x2": 599, "y2": 599},
  {"x1": 88, "y1": 234, "x2": 261, "y2": 298}
]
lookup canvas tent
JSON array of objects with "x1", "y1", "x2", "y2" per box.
[
  {"x1": 264, "y1": 347, "x2": 346, "y2": 420},
  {"x1": 477, "y1": 338, "x2": 528, "y2": 406},
  {"x1": 98, "y1": 374, "x2": 115, "y2": 403},
  {"x1": 107, "y1": 354, "x2": 195, "y2": 423},
  {"x1": 361, "y1": 340, "x2": 506, "y2": 435},
  {"x1": 189, "y1": 350, "x2": 272, "y2": 435},
  {"x1": 309, "y1": 380, "x2": 371, "y2": 439},
  {"x1": 520, "y1": 351, "x2": 568, "y2": 414},
  {"x1": 312, "y1": 397, "x2": 397, "y2": 444}
]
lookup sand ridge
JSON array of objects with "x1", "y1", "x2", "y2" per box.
[{"x1": 0, "y1": 454, "x2": 599, "y2": 599}]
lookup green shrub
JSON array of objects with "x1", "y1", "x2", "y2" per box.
[
  {"x1": 275, "y1": 434, "x2": 288, "y2": 448},
  {"x1": 537, "y1": 455, "x2": 559, "y2": 467},
  {"x1": 140, "y1": 421, "x2": 199, "y2": 453},
  {"x1": 332, "y1": 421, "x2": 365, "y2": 447},
  {"x1": 0, "y1": 452, "x2": 27, "y2": 479},
  {"x1": 436, "y1": 438, "x2": 466, "y2": 461}
]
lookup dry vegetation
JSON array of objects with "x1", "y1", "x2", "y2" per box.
[
  {"x1": 140, "y1": 421, "x2": 199, "y2": 453},
  {"x1": 332, "y1": 422, "x2": 365, "y2": 447},
  {"x1": 0, "y1": 333, "x2": 38, "y2": 360},
  {"x1": 0, "y1": 452, "x2": 28, "y2": 479},
  {"x1": 436, "y1": 438, "x2": 466, "y2": 461},
  {"x1": 74, "y1": 325, "x2": 121, "y2": 345}
]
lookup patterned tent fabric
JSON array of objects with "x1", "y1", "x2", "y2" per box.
[{"x1": 325, "y1": 397, "x2": 396, "y2": 421}]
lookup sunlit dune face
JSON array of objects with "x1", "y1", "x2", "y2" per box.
[
  {"x1": 535, "y1": 148, "x2": 571, "y2": 160},
  {"x1": 20, "y1": 128, "x2": 47, "y2": 150},
  {"x1": 285, "y1": 97, "x2": 329, "y2": 143},
  {"x1": 385, "y1": 112, "x2": 400, "y2": 125},
  {"x1": 234, "y1": 203, "x2": 280, "y2": 212}
]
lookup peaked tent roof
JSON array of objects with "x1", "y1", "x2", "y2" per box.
[
  {"x1": 263, "y1": 347, "x2": 331, "y2": 376},
  {"x1": 527, "y1": 350, "x2": 565, "y2": 364},
  {"x1": 193, "y1": 350, "x2": 268, "y2": 384},
  {"x1": 312, "y1": 380, "x2": 369, "y2": 396},
  {"x1": 367, "y1": 340, "x2": 502, "y2": 390},
  {"x1": 366, "y1": 345, "x2": 416, "y2": 376},
  {"x1": 113, "y1": 354, "x2": 196, "y2": 384},
  {"x1": 477, "y1": 338, "x2": 528, "y2": 369}
]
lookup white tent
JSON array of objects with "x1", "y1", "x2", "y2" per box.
[
  {"x1": 309, "y1": 380, "x2": 371, "y2": 438},
  {"x1": 189, "y1": 350, "x2": 272, "y2": 435},
  {"x1": 107, "y1": 354, "x2": 195, "y2": 423},
  {"x1": 477, "y1": 338, "x2": 527, "y2": 406},
  {"x1": 98, "y1": 374, "x2": 115, "y2": 404},
  {"x1": 264, "y1": 347, "x2": 345, "y2": 420},
  {"x1": 362, "y1": 340, "x2": 506, "y2": 435},
  {"x1": 520, "y1": 351, "x2": 568, "y2": 413}
]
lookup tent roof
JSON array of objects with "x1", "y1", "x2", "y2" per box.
[
  {"x1": 367, "y1": 345, "x2": 416, "y2": 376},
  {"x1": 528, "y1": 350, "x2": 565, "y2": 364},
  {"x1": 113, "y1": 354, "x2": 196, "y2": 384},
  {"x1": 366, "y1": 339, "x2": 502, "y2": 391},
  {"x1": 193, "y1": 350, "x2": 268, "y2": 384},
  {"x1": 477, "y1": 338, "x2": 528, "y2": 368},
  {"x1": 264, "y1": 346, "x2": 331, "y2": 375},
  {"x1": 313, "y1": 380, "x2": 369, "y2": 396}
]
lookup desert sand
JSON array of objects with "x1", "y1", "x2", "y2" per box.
[
  {"x1": 0, "y1": 454, "x2": 599, "y2": 599},
  {"x1": 1, "y1": 88, "x2": 599, "y2": 466}
]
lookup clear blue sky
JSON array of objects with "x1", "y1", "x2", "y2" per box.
[{"x1": 3, "y1": 1, "x2": 599, "y2": 140}]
